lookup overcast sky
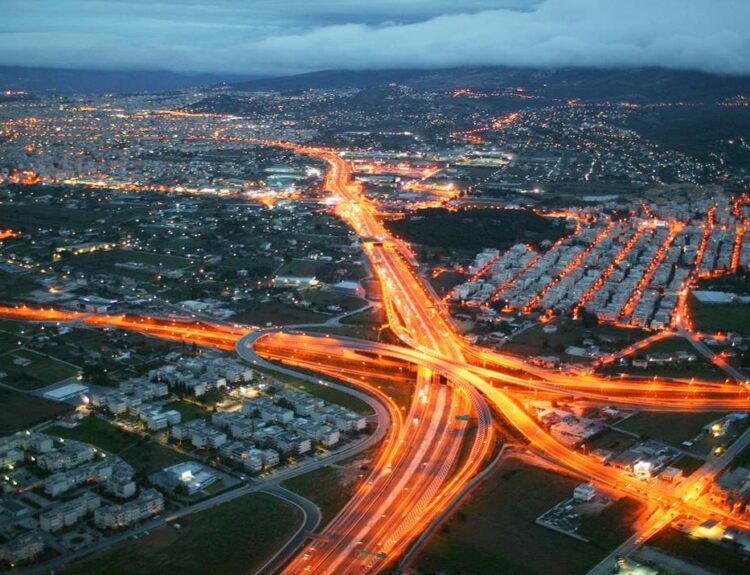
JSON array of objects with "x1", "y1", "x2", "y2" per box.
[{"x1": 2, "y1": 0, "x2": 749, "y2": 76}]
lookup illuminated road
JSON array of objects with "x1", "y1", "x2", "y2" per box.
[
  {"x1": 4, "y1": 140, "x2": 750, "y2": 572},
  {"x1": 256, "y1": 141, "x2": 750, "y2": 568}
]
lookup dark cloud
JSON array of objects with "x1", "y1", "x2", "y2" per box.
[{"x1": 1, "y1": 0, "x2": 747, "y2": 76}]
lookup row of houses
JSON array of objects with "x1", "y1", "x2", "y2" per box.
[
  {"x1": 44, "y1": 456, "x2": 112, "y2": 497},
  {"x1": 148, "y1": 356, "x2": 254, "y2": 397},
  {"x1": 90, "y1": 380, "x2": 170, "y2": 416},
  {"x1": 39, "y1": 491, "x2": 100, "y2": 532},
  {"x1": 219, "y1": 441, "x2": 280, "y2": 473},
  {"x1": 37, "y1": 442, "x2": 96, "y2": 473},
  {"x1": 94, "y1": 488, "x2": 164, "y2": 530}
]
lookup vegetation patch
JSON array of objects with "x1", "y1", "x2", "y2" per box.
[
  {"x1": 61, "y1": 492, "x2": 303, "y2": 575},
  {"x1": 0, "y1": 349, "x2": 80, "y2": 390},
  {"x1": 417, "y1": 458, "x2": 639, "y2": 575},
  {"x1": 0, "y1": 388, "x2": 69, "y2": 434},
  {"x1": 385, "y1": 207, "x2": 565, "y2": 250},
  {"x1": 616, "y1": 411, "x2": 723, "y2": 446}
]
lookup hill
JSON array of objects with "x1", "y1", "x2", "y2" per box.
[
  {"x1": 233, "y1": 66, "x2": 750, "y2": 103},
  {"x1": 0, "y1": 66, "x2": 254, "y2": 94}
]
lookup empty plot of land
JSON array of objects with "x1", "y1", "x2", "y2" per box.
[
  {"x1": 283, "y1": 465, "x2": 360, "y2": 525},
  {"x1": 617, "y1": 412, "x2": 723, "y2": 446},
  {"x1": 61, "y1": 492, "x2": 303, "y2": 575},
  {"x1": 689, "y1": 296, "x2": 750, "y2": 336},
  {"x1": 0, "y1": 388, "x2": 69, "y2": 434},
  {"x1": 0, "y1": 349, "x2": 80, "y2": 390},
  {"x1": 417, "y1": 458, "x2": 640, "y2": 575}
]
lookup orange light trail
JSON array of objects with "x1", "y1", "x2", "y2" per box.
[{"x1": 4, "y1": 135, "x2": 750, "y2": 571}]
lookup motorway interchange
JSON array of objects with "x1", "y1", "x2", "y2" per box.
[{"x1": 3, "y1": 142, "x2": 750, "y2": 574}]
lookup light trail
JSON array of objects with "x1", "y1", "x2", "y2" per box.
[
  {"x1": 4, "y1": 138, "x2": 750, "y2": 571},
  {"x1": 0, "y1": 229, "x2": 20, "y2": 241}
]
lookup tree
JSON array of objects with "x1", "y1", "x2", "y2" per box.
[{"x1": 579, "y1": 308, "x2": 599, "y2": 329}]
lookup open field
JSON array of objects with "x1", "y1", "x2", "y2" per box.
[
  {"x1": 416, "y1": 458, "x2": 640, "y2": 575},
  {"x1": 63, "y1": 249, "x2": 192, "y2": 279},
  {"x1": 233, "y1": 300, "x2": 329, "y2": 326},
  {"x1": 649, "y1": 527, "x2": 750, "y2": 574},
  {"x1": 0, "y1": 271, "x2": 40, "y2": 299},
  {"x1": 690, "y1": 296, "x2": 750, "y2": 336},
  {"x1": 61, "y1": 492, "x2": 302, "y2": 575},
  {"x1": 502, "y1": 318, "x2": 646, "y2": 364},
  {"x1": 671, "y1": 455, "x2": 705, "y2": 476},
  {"x1": 305, "y1": 289, "x2": 366, "y2": 312},
  {"x1": 0, "y1": 318, "x2": 38, "y2": 335},
  {"x1": 0, "y1": 388, "x2": 70, "y2": 434},
  {"x1": 283, "y1": 465, "x2": 361, "y2": 526},
  {"x1": 612, "y1": 364, "x2": 726, "y2": 381},
  {"x1": 385, "y1": 207, "x2": 565, "y2": 251},
  {"x1": 0, "y1": 349, "x2": 80, "y2": 390},
  {"x1": 0, "y1": 330, "x2": 25, "y2": 350},
  {"x1": 341, "y1": 306, "x2": 384, "y2": 327},
  {"x1": 164, "y1": 400, "x2": 210, "y2": 421},
  {"x1": 616, "y1": 412, "x2": 723, "y2": 446},
  {"x1": 605, "y1": 336, "x2": 726, "y2": 380},
  {"x1": 585, "y1": 427, "x2": 636, "y2": 453},
  {"x1": 253, "y1": 357, "x2": 413, "y2": 411},
  {"x1": 578, "y1": 497, "x2": 643, "y2": 549},
  {"x1": 251, "y1": 366, "x2": 377, "y2": 415},
  {"x1": 46, "y1": 416, "x2": 191, "y2": 475},
  {"x1": 0, "y1": 201, "x2": 146, "y2": 231},
  {"x1": 275, "y1": 258, "x2": 331, "y2": 278},
  {"x1": 307, "y1": 324, "x2": 384, "y2": 342},
  {"x1": 428, "y1": 270, "x2": 466, "y2": 298}
]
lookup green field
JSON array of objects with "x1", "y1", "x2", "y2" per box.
[
  {"x1": 503, "y1": 318, "x2": 646, "y2": 364},
  {"x1": 0, "y1": 318, "x2": 38, "y2": 335},
  {"x1": 0, "y1": 330, "x2": 26, "y2": 351},
  {"x1": 385, "y1": 207, "x2": 564, "y2": 250},
  {"x1": 283, "y1": 465, "x2": 360, "y2": 525},
  {"x1": 729, "y1": 441, "x2": 750, "y2": 470},
  {"x1": 641, "y1": 336, "x2": 697, "y2": 354},
  {"x1": 417, "y1": 458, "x2": 640, "y2": 575},
  {"x1": 305, "y1": 290, "x2": 366, "y2": 312},
  {"x1": 275, "y1": 258, "x2": 331, "y2": 278},
  {"x1": 0, "y1": 202, "x2": 146, "y2": 231},
  {"x1": 0, "y1": 349, "x2": 80, "y2": 390},
  {"x1": 0, "y1": 388, "x2": 69, "y2": 434},
  {"x1": 307, "y1": 324, "x2": 383, "y2": 342},
  {"x1": 45, "y1": 416, "x2": 191, "y2": 475},
  {"x1": 63, "y1": 249, "x2": 192, "y2": 279},
  {"x1": 341, "y1": 306, "x2": 384, "y2": 327},
  {"x1": 690, "y1": 296, "x2": 750, "y2": 336},
  {"x1": 649, "y1": 527, "x2": 750, "y2": 574},
  {"x1": 671, "y1": 455, "x2": 705, "y2": 476},
  {"x1": 0, "y1": 271, "x2": 40, "y2": 299},
  {"x1": 232, "y1": 300, "x2": 329, "y2": 326},
  {"x1": 617, "y1": 412, "x2": 722, "y2": 446},
  {"x1": 585, "y1": 427, "x2": 636, "y2": 454},
  {"x1": 163, "y1": 400, "x2": 210, "y2": 422},
  {"x1": 578, "y1": 497, "x2": 643, "y2": 549},
  {"x1": 607, "y1": 335, "x2": 726, "y2": 380},
  {"x1": 61, "y1": 492, "x2": 303, "y2": 575}
]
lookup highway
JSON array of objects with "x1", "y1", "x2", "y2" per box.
[{"x1": 5, "y1": 140, "x2": 750, "y2": 573}]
